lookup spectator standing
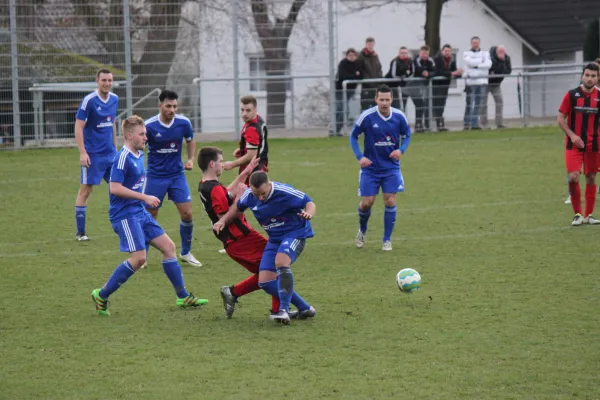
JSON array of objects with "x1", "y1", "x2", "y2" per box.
[
  {"x1": 433, "y1": 44, "x2": 462, "y2": 131},
  {"x1": 463, "y1": 36, "x2": 492, "y2": 130},
  {"x1": 334, "y1": 48, "x2": 362, "y2": 136},
  {"x1": 412, "y1": 45, "x2": 436, "y2": 132},
  {"x1": 480, "y1": 45, "x2": 511, "y2": 128},
  {"x1": 385, "y1": 46, "x2": 413, "y2": 111},
  {"x1": 358, "y1": 37, "x2": 383, "y2": 111}
]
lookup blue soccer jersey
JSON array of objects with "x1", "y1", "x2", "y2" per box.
[
  {"x1": 350, "y1": 106, "x2": 412, "y2": 172},
  {"x1": 145, "y1": 114, "x2": 194, "y2": 178},
  {"x1": 237, "y1": 182, "x2": 314, "y2": 241},
  {"x1": 75, "y1": 91, "x2": 119, "y2": 155},
  {"x1": 109, "y1": 147, "x2": 146, "y2": 222}
]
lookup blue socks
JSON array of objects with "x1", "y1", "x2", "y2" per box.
[
  {"x1": 180, "y1": 220, "x2": 193, "y2": 256},
  {"x1": 162, "y1": 258, "x2": 189, "y2": 298},
  {"x1": 99, "y1": 261, "x2": 135, "y2": 299},
  {"x1": 259, "y1": 278, "x2": 310, "y2": 312},
  {"x1": 383, "y1": 205, "x2": 397, "y2": 242},
  {"x1": 358, "y1": 207, "x2": 371, "y2": 234},
  {"x1": 75, "y1": 206, "x2": 87, "y2": 234}
]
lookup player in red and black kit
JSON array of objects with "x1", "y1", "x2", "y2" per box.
[
  {"x1": 223, "y1": 95, "x2": 268, "y2": 183},
  {"x1": 197, "y1": 147, "x2": 279, "y2": 318},
  {"x1": 558, "y1": 63, "x2": 600, "y2": 226}
]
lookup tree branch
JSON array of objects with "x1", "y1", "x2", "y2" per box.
[{"x1": 250, "y1": 0, "x2": 272, "y2": 39}]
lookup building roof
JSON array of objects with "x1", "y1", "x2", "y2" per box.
[{"x1": 481, "y1": 0, "x2": 600, "y2": 54}]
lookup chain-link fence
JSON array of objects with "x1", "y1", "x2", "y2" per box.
[{"x1": 1, "y1": 0, "x2": 594, "y2": 149}]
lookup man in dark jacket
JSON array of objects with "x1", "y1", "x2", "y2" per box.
[
  {"x1": 385, "y1": 46, "x2": 413, "y2": 110},
  {"x1": 357, "y1": 37, "x2": 383, "y2": 111},
  {"x1": 480, "y1": 45, "x2": 511, "y2": 128},
  {"x1": 334, "y1": 48, "x2": 362, "y2": 136},
  {"x1": 432, "y1": 44, "x2": 462, "y2": 131},
  {"x1": 412, "y1": 45, "x2": 436, "y2": 132}
]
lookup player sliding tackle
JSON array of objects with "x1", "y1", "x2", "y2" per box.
[
  {"x1": 213, "y1": 171, "x2": 316, "y2": 324},
  {"x1": 350, "y1": 84, "x2": 412, "y2": 251}
]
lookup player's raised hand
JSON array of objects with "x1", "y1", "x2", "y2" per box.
[
  {"x1": 359, "y1": 157, "x2": 372, "y2": 168},
  {"x1": 297, "y1": 210, "x2": 313, "y2": 220},
  {"x1": 571, "y1": 136, "x2": 585, "y2": 149},
  {"x1": 184, "y1": 159, "x2": 194, "y2": 170},
  {"x1": 233, "y1": 148, "x2": 241, "y2": 158},
  {"x1": 223, "y1": 161, "x2": 235, "y2": 171},
  {"x1": 389, "y1": 150, "x2": 402, "y2": 160},
  {"x1": 241, "y1": 156, "x2": 259, "y2": 175},
  {"x1": 143, "y1": 195, "x2": 161, "y2": 208},
  {"x1": 80, "y1": 152, "x2": 91, "y2": 167}
]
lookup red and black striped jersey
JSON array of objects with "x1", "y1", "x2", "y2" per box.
[
  {"x1": 559, "y1": 86, "x2": 600, "y2": 152},
  {"x1": 197, "y1": 179, "x2": 253, "y2": 246},
  {"x1": 238, "y1": 115, "x2": 269, "y2": 176}
]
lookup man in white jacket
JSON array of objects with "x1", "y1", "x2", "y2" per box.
[{"x1": 462, "y1": 37, "x2": 492, "y2": 130}]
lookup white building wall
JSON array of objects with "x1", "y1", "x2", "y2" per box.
[{"x1": 198, "y1": 0, "x2": 531, "y2": 133}]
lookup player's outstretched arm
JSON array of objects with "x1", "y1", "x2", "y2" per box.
[
  {"x1": 213, "y1": 202, "x2": 243, "y2": 233},
  {"x1": 224, "y1": 149, "x2": 257, "y2": 171},
  {"x1": 109, "y1": 182, "x2": 160, "y2": 208},
  {"x1": 227, "y1": 157, "x2": 259, "y2": 192},
  {"x1": 298, "y1": 201, "x2": 316, "y2": 220}
]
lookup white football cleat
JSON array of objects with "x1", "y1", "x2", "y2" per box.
[
  {"x1": 355, "y1": 230, "x2": 365, "y2": 248},
  {"x1": 382, "y1": 241, "x2": 393, "y2": 251},
  {"x1": 75, "y1": 233, "x2": 90, "y2": 242},
  {"x1": 571, "y1": 214, "x2": 584, "y2": 226},
  {"x1": 140, "y1": 261, "x2": 147, "y2": 269},
  {"x1": 269, "y1": 310, "x2": 291, "y2": 325},
  {"x1": 179, "y1": 252, "x2": 203, "y2": 267},
  {"x1": 218, "y1": 249, "x2": 227, "y2": 254},
  {"x1": 584, "y1": 215, "x2": 600, "y2": 225},
  {"x1": 564, "y1": 196, "x2": 571, "y2": 204}
]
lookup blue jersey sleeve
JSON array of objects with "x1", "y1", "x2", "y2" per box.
[
  {"x1": 184, "y1": 119, "x2": 194, "y2": 141},
  {"x1": 236, "y1": 188, "x2": 251, "y2": 211},
  {"x1": 285, "y1": 188, "x2": 312, "y2": 210},
  {"x1": 398, "y1": 113, "x2": 412, "y2": 154},
  {"x1": 110, "y1": 153, "x2": 128, "y2": 184},
  {"x1": 75, "y1": 98, "x2": 90, "y2": 122},
  {"x1": 349, "y1": 116, "x2": 365, "y2": 160}
]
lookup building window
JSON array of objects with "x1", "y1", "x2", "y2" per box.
[{"x1": 248, "y1": 54, "x2": 292, "y2": 92}]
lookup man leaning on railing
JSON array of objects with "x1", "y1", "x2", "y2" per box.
[
  {"x1": 480, "y1": 45, "x2": 512, "y2": 129},
  {"x1": 333, "y1": 48, "x2": 362, "y2": 137}
]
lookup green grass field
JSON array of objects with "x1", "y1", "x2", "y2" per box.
[{"x1": 1, "y1": 128, "x2": 599, "y2": 399}]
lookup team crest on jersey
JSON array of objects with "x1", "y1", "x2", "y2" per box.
[
  {"x1": 375, "y1": 135, "x2": 396, "y2": 147},
  {"x1": 97, "y1": 116, "x2": 114, "y2": 128},
  {"x1": 132, "y1": 176, "x2": 145, "y2": 191}
]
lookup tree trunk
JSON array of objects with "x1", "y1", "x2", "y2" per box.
[
  {"x1": 132, "y1": 0, "x2": 183, "y2": 118},
  {"x1": 425, "y1": 0, "x2": 445, "y2": 55}
]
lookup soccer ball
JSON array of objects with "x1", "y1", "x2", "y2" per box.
[{"x1": 396, "y1": 268, "x2": 421, "y2": 293}]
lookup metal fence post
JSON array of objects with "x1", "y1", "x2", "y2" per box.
[
  {"x1": 427, "y1": 79, "x2": 433, "y2": 130},
  {"x1": 123, "y1": 0, "x2": 134, "y2": 118},
  {"x1": 9, "y1": 0, "x2": 21, "y2": 149},
  {"x1": 523, "y1": 74, "x2": 529, "y2": 127},
  {"x1": 327, "y1": 0, "x2": 336, "y2": 136},
  {"x1": 290, "y1": 77, "x2": 296, "y2": 129},
  {"x1": 232, "y1": 0, "x2": 241, "y2": 140}
]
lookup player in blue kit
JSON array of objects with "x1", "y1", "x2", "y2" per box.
[
  {"x1": 143, "y1": 90, "x2": 202, "y2": 268},
  {"x1": 213, "y1": 171, "x2": 316, "y2": 324},
  {"x1": 74, "y1": 69, "x2": 118, "y2": 241},
  {"x1": 350, "y1": 84, "x2": 412, "y2": 251},
  {"x1": 91, "y1": 116, "x2": 208, "y2": 316}
]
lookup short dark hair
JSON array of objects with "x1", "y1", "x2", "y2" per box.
[
  {"x1": 249, "y1": 171, "x2": 269, "y2": 188},
  {"x1": 366, "y1": 37, "x2": 375, "y2": 43},
  {"x1": 159, "y1": 89, "x2": 178, "y2": 102},
  {"x1": 376, "y1": 84, "x2": 393, "y2": 97},
  {"x1": 420, "y1": 45, "x2": 430, "y2": 52},
  {"x1": 240, "y1": 94, "x2": 257, "y2": 108},
  {"x1": 471, "y1": 36, "x2": 480, "y2": 41},
  {"x1": 583, "y1": 63, "x2": 599, "y2": 75},
  {"x1": 197, "y1": 146, "x2": 223, "y2": 172},
  {"x1": 346, "y1": 48, "x2": 357, "y2": 56},
  {"x1": 96, "y1": 68, "x2": 112, "y2": 78},
  {"x1": 399, "y1": 46, "x2": 408, "y2": 51},
  {"x1": 442, "y1": 44, "x2": 452, "y2": 50}
]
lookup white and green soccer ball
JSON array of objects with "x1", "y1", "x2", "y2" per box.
[{"x1": 396, "y1": 268, "x2": 421, "y2": 293}]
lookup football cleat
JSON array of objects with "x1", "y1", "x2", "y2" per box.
[
  {"x1": 564, "y1": 196, "x2": 571, "y2": 204},
  {"x1": 91, "y1": 288, "x2": 110, "y2": 316},
  {"x1": 355, "y1": 229, "x2": 365, "y2": 248},
  {"x1": 220, "y1": 285, "x2": 237, "y2": 319},
  {"x1": 584, "y1": 215, "x2": 600, "y2": 225},
  {"x1": 176, "y1": 293, "x2": 209, "y2": 308},
  {"x1": 290, "y1": 306, "x2": 316, "y2": 320},
  {"x1": 76, "y1": 233, "x2": 90, "y2": 242},
  {"x1": 179, "y1": 252, "x2": 203, "y2": 267},
  {"x1": 571, "y1": 214, "x2": 584, "y2": 226},
  {"x1": 382, "y1": 240, "x2": 393, "y2": 251},
  {"x1": 269, "y1": 310, "x2": 290, "y2": 325}
]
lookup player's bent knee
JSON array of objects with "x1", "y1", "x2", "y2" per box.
[
  {"x1": 274, "y1": 253, "x2": 292, "y2": 268},
  {"x1": 128, "y1": 252, "x2": 147, "y2": 270},
  {"x1": 568, "y1": 172, "x2": 580, "y2": 183},
  {"x1": 258, "y1": 270, "x2": 278, "y2": 283},
  {"x1": 79, "y1": 184, "x2": 93, "y2": 197},
  {"x1": 178, "y1": 208, "x2": 193, "y2": 221},
  {"x1": 360, "y1": 197, "x2": 376, "y2": 210}
]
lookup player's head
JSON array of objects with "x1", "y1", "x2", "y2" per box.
[
  {"x1": 375, "y1": 84, "x2": 393, "y2": 114},
  {"x1": 197, "y1": 146, "x2": 224, "y2": 176},
  {"x1": 96, "y1": 69, "x2": 113, "y2": 95},
  {"x1": 441, "y1": 44, "x2": 452, "y2": 58},
  {"x1": 159, "y1": 90, "x2": 178, "y2": 122},
  {"x1": 581, "y1": 63, "x2": 599, "y2": 90},
  {"x1": 249, "y1": 171, "x2": 271, "y2": 201},
  {"x1": 419, "y1": 45, "x2": 430, "y2": 59},
  {"x1": 121, "y1": 115, "x2": 146, "y2": 151},
  {"x1": 240, "y1": 95, "x2": 258, "y2": 123}
]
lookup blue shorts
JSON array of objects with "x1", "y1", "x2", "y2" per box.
[
  {"x1": 111, "y1": 210, "x2": 165, "y2": 253},
  {"x1": 81, "y1": 153, "x2": 116, "y2": 185},
  {"x1": 143, "y1": 172, "x2": 191, "y2": 208},
  {"x1": 259, "y1": 238, "x2": 306, "y2": 273},
  {"x1": 358, "y1": 168, "x2": 404, "y2": 197}
]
